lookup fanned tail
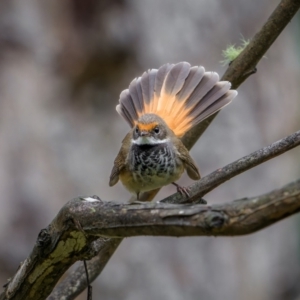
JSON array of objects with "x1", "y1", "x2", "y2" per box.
[{"x1": 116, "y1": 62, "x2": 237, "y2": 137}]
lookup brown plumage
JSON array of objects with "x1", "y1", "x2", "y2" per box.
[{"x1": 110, "y1": 62, "x2": 237, "y2": 200}]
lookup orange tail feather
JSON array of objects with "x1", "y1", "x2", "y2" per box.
[{"x1": 116, "y1": 62, "x2": 237, "y2": 137}]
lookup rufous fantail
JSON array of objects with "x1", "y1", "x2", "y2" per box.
[{"x1": 109, "y1": 62, "x2": 237, "y2": 200}]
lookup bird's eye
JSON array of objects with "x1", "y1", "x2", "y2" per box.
[
  {"x1": 154, "y1": 127, "x2": 160, "y2": 134},
  {"x1": 135, "y1": 127, "x2": 139, "y2": 134}
]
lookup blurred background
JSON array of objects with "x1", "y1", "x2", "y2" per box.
[{"x1": 0, "y1": 0, "x2": 300, "y2": 299}]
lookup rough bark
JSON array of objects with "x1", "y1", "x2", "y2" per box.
[{"x1": 1, "y1": 177, "x2": 300, "y2": 300}]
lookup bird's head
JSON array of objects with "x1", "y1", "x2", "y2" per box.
[{"x1": 132, "y1": 114, "x2": 171, "y2": 145}]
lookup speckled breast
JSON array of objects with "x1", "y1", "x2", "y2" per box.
[{"x1": 128, "y1": 143, "x2": 183, "y2": 190}]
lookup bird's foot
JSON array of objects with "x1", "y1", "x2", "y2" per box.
[{"x1": 172, "y1": 182, "x2": 190, "y2": 197}]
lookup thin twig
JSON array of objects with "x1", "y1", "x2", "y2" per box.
[
  {"x1": 47, "y1": 238, "x2": 121, "y2": 300},
  {"x1": 83, "y1": 260, "x2": 92, "y2": 300}
]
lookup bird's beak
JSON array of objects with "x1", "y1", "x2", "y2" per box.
[{"x1": 140, "y1": 131, "x2": 150, "y2": 137}]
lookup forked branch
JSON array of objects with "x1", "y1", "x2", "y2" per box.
[{"x1": 1, "y1": 129, "x2": 300, "y2": 300}]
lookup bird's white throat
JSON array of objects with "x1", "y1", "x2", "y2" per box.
[{"x1": 132, "y1": 136, "x2": 169, "y2": 145}]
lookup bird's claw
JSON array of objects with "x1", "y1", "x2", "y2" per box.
[{"x1": 172, "y1": 182, "x2": 190, "y2": 198}]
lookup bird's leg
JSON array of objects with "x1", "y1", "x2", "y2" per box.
[
  {"x1": 172, "y1": 182, "x2": 190, "y2": 197},
  {"x1": 129, "y1": 192, "x2": 145, "y2": 205}
]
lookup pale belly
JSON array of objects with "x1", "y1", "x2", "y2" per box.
[{"x1": 120, "y1": 143, "x2": 184, "y2": 193}]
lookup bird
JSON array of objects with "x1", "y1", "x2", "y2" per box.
[{"x1": 109, "y1": 62, "x2": 237, "y2": 201}]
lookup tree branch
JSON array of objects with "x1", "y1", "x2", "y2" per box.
[
  {"x1": 2, "y1": 177, "x2": 300, "y2": 300},
  {"x1": 162, "y1": 129, "x2": 300, "y2": 204},
  {"x1": 221, "y1": 0, "x2": 300, "y2": 88},
  {"x1": 68, "y1": 179, "x2": 300, "y2": 237},
  {"x1": 181, "y1": 0, "x2": 300, "y2": 149}
]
